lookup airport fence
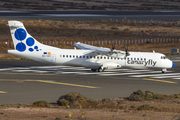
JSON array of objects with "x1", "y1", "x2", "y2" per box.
[
  {"x1": 109, "y1": 19, "x2": 180, "y2": 25},
  {"x1": 1, "y1": 38, "x2": 180, "y2": 47}
]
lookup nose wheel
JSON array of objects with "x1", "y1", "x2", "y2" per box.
[{"x1": 161, "y1": 69, "x2": 167, "y2": 73}]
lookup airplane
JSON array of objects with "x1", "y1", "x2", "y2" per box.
[{"x1": 7, "y1": 20, "x2": 175, "y2": 73}]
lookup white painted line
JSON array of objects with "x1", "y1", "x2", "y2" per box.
[
  {"x1": 60, "y1": 72, "x2": 79, "y2": 74},
  {"x1": 106, "y1": 69, "x2": 131, "y2": 71},
  {"x1": 12, "y1": 70, "x2": 49, "y2": 73},
  {"x1": 130, "y1": 73, "x2": 180, "y2": 77},
  {"x1": 172, "y1": 60, "x2": 180, "y2": 62},
  {"x1": 173, "y1": 78, "x2": 180, "y2": 79},
  {"x1": 99, "y1": 72, "x2": 142, "y2": 76},
  {"x1": 76, "y1": 72, "x2": 101, "y2": 75},
  {"x1": 151, "y1": 75, "x2": 180, "y2": 78}
]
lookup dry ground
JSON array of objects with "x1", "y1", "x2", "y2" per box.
[{"x1": 1, "y1": 99, "x2": 180, "y2": 120}]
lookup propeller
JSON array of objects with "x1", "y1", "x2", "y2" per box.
[
  {"x1": 111, "y1": 43, "x2": 115, "y2": 53},
  {"x1": 124, "y1": 43, "x2": 130, "y2": 57}
]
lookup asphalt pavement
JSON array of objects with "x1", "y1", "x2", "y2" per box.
[{"x1": 0, "y1": 59, "x2": 179, "y2": 104}]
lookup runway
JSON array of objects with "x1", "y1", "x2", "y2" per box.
[
  {"x1": 0, "y1": 59, "x2": 180, "y2": 104},
  {"x1": 1, "y1": 10, "x2": 180, "y2": 21}
]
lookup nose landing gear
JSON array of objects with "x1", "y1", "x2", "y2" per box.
[{"x1": 161, "y1": 68, "x2": 167, "y2": 73}]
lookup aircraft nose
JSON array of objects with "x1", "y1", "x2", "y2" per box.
[{"x1": 172, "y1": 62, "x2": 175, "y2": 68}]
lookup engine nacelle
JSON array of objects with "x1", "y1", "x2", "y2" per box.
[{"x1": 101, "y1": 62, "x2": 121, "y2": 69}]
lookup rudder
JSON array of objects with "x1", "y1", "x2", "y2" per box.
[{"x1": 8, "y1": 21, "x2": 44, "y2": 52}]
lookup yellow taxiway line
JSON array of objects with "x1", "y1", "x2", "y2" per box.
[
  {"x1": 144, "y1": 78, "x2": 177, "y2": 84},
  {"x1": 0, "y1": 79, "x2": 98, "y2": 89},
  {"x1": 0, "y1": 91, "x2": 7, "y2": 93}
]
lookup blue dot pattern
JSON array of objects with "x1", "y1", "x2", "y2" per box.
[
  {"x1": 29, "y1": 48, "x2": 34, "y2": 52},
  {"x1": 34, "y1": 46, "x2": 38, "y2": 50},
  {"x1": 26, "y1": 37, "x2": 35, "y2": 46},
  {"x1": 15, "y1": 28, "x2": 41, "y2": 52},
  {"x1": 16, "y1": 43, "x2": 26, "y2": 52},
  {"x1": 15, "y1": 28, "x2": 27, "y2": 41}
]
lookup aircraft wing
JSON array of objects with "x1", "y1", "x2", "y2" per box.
[{"x1": 74, "y1": 42, "x2": 125, "y2": 55}]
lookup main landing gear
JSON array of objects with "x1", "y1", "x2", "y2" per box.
[
  {"x1": 91, "y1": 68, "x2": 105, "y2": 72},
  {"x1": 161, "y1": 68, "x2": 167, "y2": 73}
]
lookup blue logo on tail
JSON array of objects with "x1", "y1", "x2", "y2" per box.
[{"x1": 14, "y1": 28, "x2": 41, "y2": 52}]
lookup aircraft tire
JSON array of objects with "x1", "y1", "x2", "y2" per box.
[
  {"x1": 98, "y1": 68, "x2": 104, "y2": 72},
  {"x1": 161, "y1": 69, "x2": 167, "y2": 73}
]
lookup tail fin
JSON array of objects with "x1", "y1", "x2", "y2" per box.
[{"x1": 8, "y1": 20, "x2": 57, "y2": 52}]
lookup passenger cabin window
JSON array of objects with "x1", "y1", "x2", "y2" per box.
[
  {"x1": 66, "y1": 55, "x2": 68, "y2": 58},
  {"x1": 73, "y1": 55, "x2": 75, "y2": 58},
  {"x1": 76, "y1": 55, "x2": 78, "y2": 58},
  {"x1": 63, "y1": 55, "x2": 65, "y2": 58},
  {"x1": 144, "y1": 58, "x2": 146, "y2": 61}
]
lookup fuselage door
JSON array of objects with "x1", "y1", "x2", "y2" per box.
[{"x1": 51, "y1": 54, "x2": 56, "y2": 63}]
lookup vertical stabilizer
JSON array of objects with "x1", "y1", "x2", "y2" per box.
[{"x1": 8, "y1": 20, "x2": 58, "y2": 52}]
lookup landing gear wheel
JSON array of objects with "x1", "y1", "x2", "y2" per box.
[
  {"x1": 161, "y1": 69, "x2": 167, "y2": 73},
  {"x1": 98, "y1": 68, "x2": 104, "y2": 72},
  {"x1": 91, "y1": 69, "x2": 97, "y2": 72}
]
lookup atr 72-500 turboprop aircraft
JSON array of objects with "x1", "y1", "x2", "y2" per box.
[{"x1": 7, "y1": 21, "x2": 175, "y2": 73}]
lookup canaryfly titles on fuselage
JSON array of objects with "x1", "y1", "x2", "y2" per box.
[{"x1": 127, "y1": 59, "x2": 157, "y2": 66}]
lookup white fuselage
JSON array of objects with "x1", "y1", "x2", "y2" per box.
[{"x1": 8, "y1": 48, "x2": 173, "y2": 70}]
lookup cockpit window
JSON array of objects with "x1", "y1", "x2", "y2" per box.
[{"x1": 161, "y1": 56, "x2": 167, "y2": 59}]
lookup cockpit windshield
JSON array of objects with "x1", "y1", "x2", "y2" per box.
[{"x1": 161, "y1": 56, "x2": 167, "y2": 59}]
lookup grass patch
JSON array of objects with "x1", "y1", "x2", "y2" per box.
[
  {"x1": 57, "y1": 92, "x2": 124, "y2": 109},
  {"x1": 138, "y1": 104, "x2": 153, "y2": 110},
  {"x1": 33, "y1": 100, "x2": 50, "y2": 107},
  {"x1": 128, "y1": 89, "x2": 168, "y2": 101}
]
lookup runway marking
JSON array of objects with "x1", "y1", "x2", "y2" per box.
[
  {"x1": 0, "y1": 66, "x2": 179, "y2": 80},
  {"x1": 0, "y1": 91, "x2": 7, "y2": 93},
  {"x1": 151, "y1": 75, "x2": 180, "y2": 79},
  {"x1": 130, "y1": 73, "x2": 180, "y2": 78},
  {"x1": 0, "y1": 79, "x2": 98, "y2": 89},
  {"x1": 99, "y1": 72, "x2": 142, "y2": 76},
  {"x1": 144, "y1": 78, "x2": 177, "y2": 84}
]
